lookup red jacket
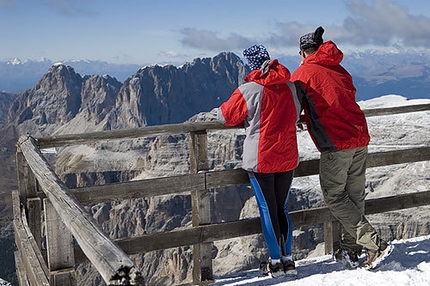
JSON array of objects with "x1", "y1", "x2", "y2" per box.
[
  {"x1": 218, "y1": 60, "x2": 300, "y2": 173},
  {"x1": 291, "y1": 40, "x2": 370, "y2": 152}
]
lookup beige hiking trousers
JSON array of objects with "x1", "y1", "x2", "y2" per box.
[{"x1": 319, "y1": 146, "x2": 380, "y2": 252}]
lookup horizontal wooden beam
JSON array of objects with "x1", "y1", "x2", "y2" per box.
[
  {"x1": 365, "y1": 189, "x2": 430, "y2": 214},
  {"x1": 72, "y1": 189, "x2": 430, "y2": 262},
  {"x1": 73, "y1": 173, "x2": 205, "y2": 204},
  {"x1": 70, "y1": 147, "x2": 430, "y2": 205},
  {"x1": 363, "y1": 103, "x2": 430, "y2": 117},
  {"x1": 34, "y1": 104, "x2": 430, "y2": 149},
  {"x1": 36, "y1": 121, "x2": 228, "y2": 149},
  {"x1": 366, "y1": 146, "x2": 430, "y2": 168}
]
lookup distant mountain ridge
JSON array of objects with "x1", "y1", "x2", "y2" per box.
[
  {"x1": 2, "y1": 51, "x2": 430, "y2": 100},
  {"x1": 0, "y1": 58, "x2": 141, "y2": 92}
]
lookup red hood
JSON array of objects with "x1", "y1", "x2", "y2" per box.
[
  {"x1": 303, "y1": 40, "x2": 343, "y2": 66},
  {"x1": 245, "y1": 59, "x2": 291, "y2": 85}
]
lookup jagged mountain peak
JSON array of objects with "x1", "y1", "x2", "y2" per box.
[
  {"x1": 2, "y1": 53, "x2": 248, "y2": 136},
  {"x1": 6, "y1": 63, "x2": 122, "y2": 135},
  {"x1": 109, "y1": 52, "x2": 247, "y2": 128}
]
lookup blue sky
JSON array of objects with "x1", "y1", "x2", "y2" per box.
[{"x1": 1, "y1": 0, "x2": 430, "y2": 65}]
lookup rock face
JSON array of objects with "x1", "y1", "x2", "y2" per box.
[
  {"x1": 110, "y1": 52, "x2": 246, "y2": 128},
  {"x1": 0, "y1": 92, "x2": 16, "y2": 127}
]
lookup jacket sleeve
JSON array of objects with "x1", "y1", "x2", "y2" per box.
[{"x1": 217, "y1": 88, "x2": 248, "y2": 127}]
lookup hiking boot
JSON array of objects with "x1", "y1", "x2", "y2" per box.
[
  {"x1": 282, "y1": 259, "x2": 297, "y2": 276},
  {"x1": 333, "y1": 248, "x2": 360, "y2": 269},
  {"x1": 268, "y1": 261, "x2": 284, "y2": 278},
  {"x1": 362, "y1": 238, "x2": 389, "y2": 269}
]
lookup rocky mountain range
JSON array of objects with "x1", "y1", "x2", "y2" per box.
[
  {"x1": 0, "y1": 52, "x2": 429, "y2": 285},
  {"x1": 2, "y1": 50, "x2": 430, "y2": 100}
]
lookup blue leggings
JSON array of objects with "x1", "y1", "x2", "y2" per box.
[{"x1": 248, "y1": 171, "x2": 294, "y2": 260}]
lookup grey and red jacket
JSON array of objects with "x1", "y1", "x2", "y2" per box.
[
  {"x1": 217, "y1": 59, "x2": 301, "y2": 173},
  {"x1": 291, "y1": 40, "x2": 370, "y2": 152}
]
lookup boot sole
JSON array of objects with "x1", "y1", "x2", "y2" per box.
[{"x1": 364, "y1": 243, "x2": 394, "y2": 270}]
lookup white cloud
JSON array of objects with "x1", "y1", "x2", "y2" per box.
[
  {"x1": 180, "y1": 0, "x2": 430, "y2": 52},
  {"x1": 42, "y1": 0, "x2": 97, "y2": 17},
  {"x1": 340, "y1": 0, "x2": 430, "y2": 47},
  {"x1": 180, "y1": 28, "x2": 252, "y2": 51},
  {"x1": 0, "y1": 0, "x2": 14, "y2": 7}
]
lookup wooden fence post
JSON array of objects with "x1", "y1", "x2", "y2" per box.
[
  {"x1": 16, "y1": 149, "x2": 37, "y2": 201},
  {"x1": 16, "y1": 148, "x2": 43, "y2": 251},
  {"x1": 44, "y1": 198, "x2": 77, "y2": 285},
  {"x1": 324, "y1": 220, "x2": 342, "y2": 254},
  {"x1": 189, "y1": 130, "x2": 213, "y2": 283}
]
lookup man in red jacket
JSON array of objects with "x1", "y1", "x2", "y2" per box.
[
  {"x1": 291, "y1": 27, "x2": 389, "y2": 269},
  {"x1": 218, "y1": 44, "x2": 301, "y2": 278}
]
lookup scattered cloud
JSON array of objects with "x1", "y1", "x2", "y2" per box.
[
  {"x1": 341, "y1": 0, "x2": 430, "y2": 47},
  {"x1": 0, "y1": 0, "x2": 14, "y2": 8},
  {"x1": 179, "y1": 0, "x2": 430, "y2": 52},
  {"x1": 159, "y1": 51, "x2": 182, "y2": 58},
  {"x1": 180, "y1": 28, "x2": 252, "y2": 51},
  {"x1": 42, "y1": 0, "x2": 98, "y2": 17}
]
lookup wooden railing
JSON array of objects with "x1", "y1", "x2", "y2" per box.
[{"x1": 12, "y1": 103, "x2": 430, "y2": 285}]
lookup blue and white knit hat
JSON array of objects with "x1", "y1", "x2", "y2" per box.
[{"x1": 243, "y1": 44, "x2": 270, "y2": 70}]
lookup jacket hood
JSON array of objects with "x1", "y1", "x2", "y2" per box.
[
  {"x1": 303, "y1": 40, "x2": 343, "y2": 66},
  {"x1": 245, "y1": 59, "x2": 291, "y2": 85}
]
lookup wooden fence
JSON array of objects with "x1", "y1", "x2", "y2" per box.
[{"x1": 12, "y1": 103, "x2": 430, "y2": 285}]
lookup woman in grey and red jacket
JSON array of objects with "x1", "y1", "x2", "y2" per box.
[{"x1": 217, "y1": 44, "x2": 301, "y2": 278}]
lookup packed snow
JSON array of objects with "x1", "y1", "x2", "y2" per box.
[{"x1": 212, "y1": 235, "x2": 430, "y2": 286}]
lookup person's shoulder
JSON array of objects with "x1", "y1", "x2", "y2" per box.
[
  {"x1": 239, "y1": 80, "x2": 261, "y2": 92},
  {"x1": 291, "y1": 64, "x2": 311, "y2": 79}
]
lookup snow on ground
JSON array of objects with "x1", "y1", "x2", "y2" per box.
[
  {"x1": 212, "y1": 235, "x2": 430, "y2": 286},
  {"x1": 358, "y1": 94, "x2": 430, "y2": 109}
]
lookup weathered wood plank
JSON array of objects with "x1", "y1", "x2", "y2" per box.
[
  {"x1": 89, "y1": 208, "x2": 332, "y2": 257},
  {"x1": 49, "y1": 268, "x2": 77, "y2": 286},
  {"x1": 363, "y1": 103, "x2": 430, "y2": 117},
  {"x1": 36, "y1": 121, "x2": 227, "y2": 148},
  {"x1": 14, "y1": 251, "x2": 30, "y2": 286},
  {"x1": 367, "y1": 147, "x2": 430, "y2": 168},
  {"x1": 107, "y1": 218, "x2": 262, "y2": 256},
  {"x1": 294, "y1": 159, "x2": 320, "y2": 178},
  {"x1": 189, "y1": 131, "x2": 213, "y2": 283},
  {"x1": 16, "y1": 151, "x2": 37, "y2": 202},
  {"x1": 68, "y1": 147, "x2": 430, "y2": 206},
  {"x1": 72, "y1": 173, "x2": 205, "y2": 204},
  {"x1": 26, "y1": 197, "x2": 42, "y2": 251},
  {"x1": 324, "y1": 221, "x2": 342, "y2": 255},
  {"x1": 34, "y1": 104, "x2": 430, "y2": 149},
  {"x1": 205, "y1": 169, "x2": 248, "y2": 188},
  {"x1": 12, "y1": 190, "x2": 50, "y2": 285},
  {"x1": 17, "y1": 136, "x2": 144, "y2": 285},
  {"x1": 365, "y1": 190, "x2": 430, "y2": 214},
  {"x1": 69, "y1": 190, "x2": 430, "y2": 260},
  {"x1": 44, "y1": 198, "x2": 75, "y2": 271}
]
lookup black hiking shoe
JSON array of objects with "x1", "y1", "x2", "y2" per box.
[
  {"x1": 334, "y1": 248, "x2": 360, "y2": 269},
  {"x1": 260, "y1": 259, "x2": 284, "y2": 278},
  {"x1": 282, "y1": 259, "x2": 297, "y2": 276},
  {"x1": 268, "y1": 261, "x2": 284, "y2": 278}
]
